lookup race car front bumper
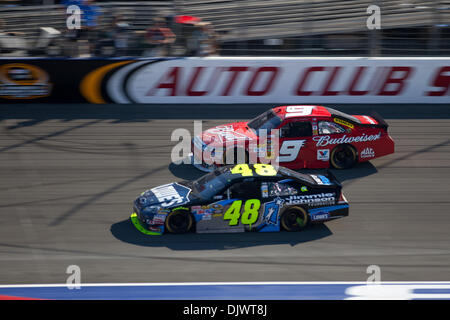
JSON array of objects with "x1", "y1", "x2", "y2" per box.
[{"x1": 130, "y1": 213, "x2": 162, "y2": 235}]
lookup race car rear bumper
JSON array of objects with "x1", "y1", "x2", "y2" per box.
[{"x1": 308, "y1": 204, "x2": 349, "y2": 223}]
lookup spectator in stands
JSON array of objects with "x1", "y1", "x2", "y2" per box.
[
  {"x1": 144, "y1": 17, "x2": 176, "y2": 57},
  {"x1": 201, "y1": 22, "x2": 219, "y2": 56},
  {"x1": 0, "y1": 18, "x2": 28, "y2": 56},
  {"x1": 113, "y1": 15, "x2": 130, "y2": 56},
  {"x1": 0, "y1": 19, "x2": 6, "y2": 54},
  {"x1": 187, "y1": 21, "x2": 218, "y2": 57},
  {"x1": 62, "y1": 0, "x2": 83, "y2": 7},
  {"x1": 185, "y1": 23, "x2": 200, "y2": 56},
  {"x1": 81, "y1": 0, "x2": 102, "y2": 56},
  {"x1": 62, "y1": 0, "x2": 102, "y2": 56},
  {"x1": 98, "y1": 14, "x2": 130, "y2": 57},
  {"x1": 62, "y1": 0, "x2": 83, "y2": 56}
]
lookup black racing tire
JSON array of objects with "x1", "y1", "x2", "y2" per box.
[
  {"x1": 223, "y1": 147, "x2": 249, "y2": 165},
  {"x1": 280, "y1": 206, "x2": 309, "y2": 232},
  {"x1": 164, "y1": 209, "x2": 193, "y2": 234},
  {"x1": 330, "y1": 144, "x2": 357, "y2": 169}
]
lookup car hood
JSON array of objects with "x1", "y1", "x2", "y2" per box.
[
  {"x1": 200, "y1": 121, "x2": 257, "y2": 145},
  {"x1": 136, "y1": 182, "x2": 192, "y2": 210}
]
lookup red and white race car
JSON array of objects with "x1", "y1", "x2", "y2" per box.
[{"x1": 191, "y1": 105, "x2": 394, "y2": 171}]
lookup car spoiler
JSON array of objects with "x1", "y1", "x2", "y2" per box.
[
  {"x1": 333, "y1": 112, "x2": 388, "y2": 130},
  {"x1": 325, "y1": 169, "x2": 342, "y2": 188},
  {"x1": 369, "y1": 111, "x2": 389, "y2": 130}
]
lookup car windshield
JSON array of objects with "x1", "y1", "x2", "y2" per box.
[
  {"x1": 192, "y1": 169, "x2": 230, "y2": 199},
  {"x1": 247, "y1": 110, "x2": 283, "y2": 135}
]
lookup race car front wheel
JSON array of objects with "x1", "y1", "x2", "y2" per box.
[
  {"x1": 165, "y1": 209, "x2": 193, "y2": 234},
  {"x1": 330, "y1": 144, "x2": 357, "y2": 169},
  {"x1": 280, "y1": 206, "x2": 308, "y2": 232}
]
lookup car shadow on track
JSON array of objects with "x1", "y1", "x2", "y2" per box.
[
  {"x1": 168, "y1": 159, "x2": 378, "y2": 185},
  {"x1": 328, "y1": 161, "x2": 378, "y2": 185},
  {"x1": 169, "y1": 161, "x2": 205, "y2": 180},
  {"x1": 110, "y1": 219, "x2": 333, "y2": 250}
]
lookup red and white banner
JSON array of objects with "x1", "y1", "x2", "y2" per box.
[{"x1": 104, "y1": 57, "x2": 450, "y2": 104}]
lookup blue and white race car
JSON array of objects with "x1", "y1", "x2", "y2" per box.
[{"x1": 131, "y1": 164, "x2": 349, "y2": 235}]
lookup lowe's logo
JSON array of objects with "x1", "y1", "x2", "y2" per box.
[{"x1": 310, "y1": 212, "x2": 330, "y2": 221}]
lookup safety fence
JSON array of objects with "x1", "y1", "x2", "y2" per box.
[{"x1": 0, "y1": 0, "x2": 449, "y2": 57}]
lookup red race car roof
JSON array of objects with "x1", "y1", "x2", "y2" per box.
[{"x1": 273, "y1": 105, "x2": 331, "y2": 120}]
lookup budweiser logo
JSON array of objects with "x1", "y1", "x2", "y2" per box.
[{"x1": 313, "y1": 132, "x2": 381, "y2": 147}]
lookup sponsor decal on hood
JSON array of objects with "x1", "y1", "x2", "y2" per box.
[
  {"x1": 203, "y1": 123, "x2": 253, "y2": 144},
  {"x1": 141, "y1": 183, "x2": 191, "y2": 208}
]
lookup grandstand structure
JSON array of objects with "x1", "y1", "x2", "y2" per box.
[{"x1": 0, "y1": 0, "x2": 449, "y2": 56}]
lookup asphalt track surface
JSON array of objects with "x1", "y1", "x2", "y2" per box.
[{"x1": 0, "y1": 103, "x2": 449, "y2": 285}]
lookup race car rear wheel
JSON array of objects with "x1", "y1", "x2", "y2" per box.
[
  {"x1": 330, "y1": 144, "x2": 357, "y2": 169},
  {"x1": 280, "y1": 206, "x2": 308, "y2": 232},
  {"x1": 165, "y1": 209, "x2": 193, "y2": 234}
]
